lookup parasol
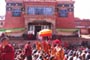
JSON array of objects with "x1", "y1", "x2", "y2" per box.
[{"x1": 38, "y1": 29, "x2": 52, "y2": 37}]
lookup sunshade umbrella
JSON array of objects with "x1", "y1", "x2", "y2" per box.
[{"x1": 38, "y1": 29, "x2": 52, "y2": 37}]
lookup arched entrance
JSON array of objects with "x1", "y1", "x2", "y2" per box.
[{"x1": 28, "y1": 20, "x2": 52, "y2": 37}]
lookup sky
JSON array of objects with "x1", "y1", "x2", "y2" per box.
[
  {"x1": 0, "y1": 0, "x2": 90, "y2": 19},
  {"x1": 0, "y1": 0, "x2": 6, "y2": 16},
  {"x1": 74, "y1": 0, "x2": 90, "y2": 19}
]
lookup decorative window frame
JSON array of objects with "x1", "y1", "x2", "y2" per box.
[
  {"x1": 59, "y1": 9, "x2": 68, "y2": 17},
  {"x1": 68, "y1": 8, "x2": 74, "y2": 12},
  {"x1": 6, "y1": 7, "x2": 12, "y2": 11},
  {"x1": 12, "y1": 9, "x2": 21, "y2": 17}
]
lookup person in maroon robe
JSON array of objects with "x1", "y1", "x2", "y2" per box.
[
  {"x1": 0, "y1": 37, "x2": 15, "y2": 60},
  {"x1": 23, "y1": 42, "x2": 32, "y2": 60}
]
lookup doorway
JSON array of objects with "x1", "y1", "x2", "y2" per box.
[
  {"x1": 27, "y1": 21, "x2": 52, "y2": 39},
  {"x1": 35, "y1": 26, "x2": 41, "y2": 36}
]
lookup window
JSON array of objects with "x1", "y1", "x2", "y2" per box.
[
  {"x1": 11, "y1": 3, "x2": 16, "y2": 6},
  {"x1": 7, "y1": 3, "x2": 22, "y2": 6},
  {"x1": 7, "y1": 3, "x2": 12, "y2": 6},
  {"x1": 35, "y1": 7, "x2": 44, "y2": 15},
  {"x1": 21, "y1": 7, "x2": 25, "y2": 11},
  {"x1": 17, "y1": 3, "x2": 22, "y2": 6},
  {"x1": 12, "y1": 9, "x2": 21, "y2": 17},
  {"x1": 6, "y1": 7, "x2": 12, "y2": 11},
  {"x1": 27, "y1": 7, "x2": 35, "y2": 15},
  {"x1": 44, "y1": 7, "x2": 53, "y2": 15},
  {"x1": 68, "y1": 8, "x2": 74, "y2": 12},
  {"x1": 64, "y1": 4, "x2": 69, "y2": 7},
  {"x1": 0, "y1": 22, "x2": 3, "y2": 25},
  {"x1": 0, "y1": 22, "x2": 4, "y2": 27},
  {"x1": 59, "y1": 9, "x2": 68, "y2": 17},
  {"x1": 27, "y1": 7, "x2": 54, "y2": 15},
  {"x1": 7, "y1": 3, "x2": 16, "y2": 6},
  {"x1": 16, "y1": 3, "x2": 22, "y2": 6},
  {"x1": 0, "y1": 16, "x2": 5, "y2": 20},
  {"x1": 57, "y1": 4, "x2": 63, "y2": 7},
  {"x1": 69, "y1": 4, "x2": 74, "y2": 7},
  {"x1": 57, "y1": 4, "x2": 70, "y2": 7}
]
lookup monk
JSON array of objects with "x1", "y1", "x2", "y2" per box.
[
  {"x1": 42, "y1": 40, "x2": 50, "y2": 54},
  {"x1": 50, "y1": 46, "x2": 56, "y2": 60},
  {"x1": 36, "y1": 41, "x2": 42, "y2": 51},
  {"x1": 23, "y1": 42, "x2": 32, "y2": 60},
  {"x1": 0, "y1": 37, "x2": 15, "y2": 60},
  {"x1": 55, "y1": 44, "x2": 65, "y2": 60}
]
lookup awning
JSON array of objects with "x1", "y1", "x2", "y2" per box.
[
  {"x1": 0, "y1": 29, "x2": 5, "y2": 32},
  {"x1": 0, "y1": 28, "x2": 25, "y2": 33},
  {"x1": 56, "y1": 29, "x2": 80, "y2": 36},
  {"x1": 56, "y1": 29, "x2": 79, "y2": 32}
]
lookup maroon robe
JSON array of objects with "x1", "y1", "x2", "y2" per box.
[
  {"x1": 0, "y1": 44, "x2": 15, "y2": 60},
  {"x1": 24, "y1": 44, "x2": 32, "y2": 56}
]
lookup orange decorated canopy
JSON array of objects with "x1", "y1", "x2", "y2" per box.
[{"x1": 38, "y1": 29, "x2": 52, "y2": 37}]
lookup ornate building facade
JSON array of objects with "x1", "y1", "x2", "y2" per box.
[{"x1": 0, "y1": 0, "x2": 76, "y2": 36}]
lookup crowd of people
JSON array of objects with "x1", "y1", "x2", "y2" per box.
[
  {"x1": 0, "y1": 34, "x2": 90, "y2": 60},
  {"x1": 14, "y1": 40, "x2": 90, "y2": 60}
]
